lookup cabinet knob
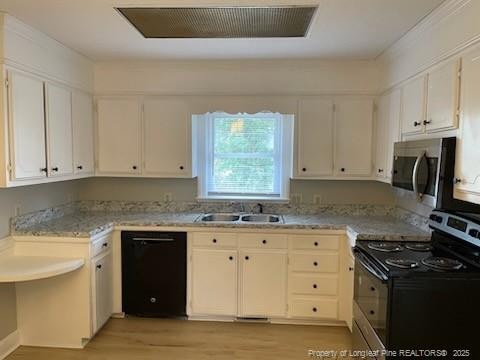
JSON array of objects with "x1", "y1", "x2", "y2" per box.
[
  {"x1": 312, "y1": 307, "x2": 317, "y2": 313},
  {"x1": 302, "y1": 167, "x2": 307, "y2": 172},
  {"x1": 313, "y1": 284, "x2": 317, "y2": 289},
  {"x1": 378, "y1": 169, "x2": 384, "y2": 173},
  {"x1": 423, "y1": 120, "x2": 432, "y2": 125},
  {"x1": 245, "y1": 256, "x2": 249, "y2": 260},
  {"x1": 370, "y1": 310, "x2": 375, "y2": 315},
  {"x1": 77, "y1": 165, "x2": 83, "y2": 170},
  {"x1": 179, "y1": 166, "x2": 184, "y2": 170},
  {"x1": 370, "y1": 286, "x2": 376, "y2": 292},
  {"x1": 229, "y1": 256, "x2": 234, "y2": 261},
  {"x1": 340, "y1": 168, "x2": 345, "y2": 172},
  {"x1": 413, "y1": 121, "x2": 422, "y2": 127},
  {"x1": 262, "y1": 239, "x2": 267, "y2": 244},
  {"x1": 40, "y1": 167, "x2": 48, "y2": 173},
  {"x1": 102, "y1": 243, "x2": 108, "y2": 248},
  {"x1": 349, "y1": 267, "x2": 354, "y2": 271},
  {"x1": 212, "y1": 238, "x2": 217, "y2": 243},
  {"x1": 454, "y1": 178, "x2": 462, "y2": 184},
  {"x1": 51, "y1": 167, "x2": 59, "y2": 172},
  {"x1": 313, "y1": 261, "x2": 318, "y2": 267},
  {"x1": 96, "y1": 264, "x2": 102, "y2": 269},
  {"x1": 314, "y1": 241, "x2": 318, "y2": 247},
  {"x1": 132, "y1": 165, "x2": 137, "y2": 170}
]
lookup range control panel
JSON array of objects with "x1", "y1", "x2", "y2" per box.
[{"x1": 429, "y1": 210, "x2": 480, "y2": 247}]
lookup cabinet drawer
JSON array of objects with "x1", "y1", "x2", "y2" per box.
[
  {"x1": 192, "y1": 233, "x2": 237, "y2": 248},
  {"x1": 290, "y1": 274, "x2": 338, "y2": 296},
  {"x1": 290, "y1": 253, "x2": 339, "y2": 273},
  {"x1": 238, "y1": 234, "x2": 288, "y2": 249},
  {"x1": 290, "y1": 235, "x2": 340, "y2": 251},
  {"x1": 91, "y1": 234, "x2": 112, "y2": 258},
  {"x1": 290, "y1": 297, "x2": 338, "y2": 320}
]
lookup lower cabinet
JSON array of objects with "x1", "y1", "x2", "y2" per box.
[
  {"x1": 191, "y1": 248, "x2": 237, "y2": 316},
  {"x1": 239, "y1": 249, "x2": 287, "y2": 318},
  {"x1": 91, "y1": 249, "x2": 113, "y2": 334},
  {"x1": 189, "y1": 231, "x2": 351, "y2": 326}
]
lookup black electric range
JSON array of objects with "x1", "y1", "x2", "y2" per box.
[{"x1": 352, "y1": 209, "x2": 480, "y2": 360}]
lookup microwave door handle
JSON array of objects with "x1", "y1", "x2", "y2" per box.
[{"x1": 412, "y1": 150, "x2": 427, "y2": 199}]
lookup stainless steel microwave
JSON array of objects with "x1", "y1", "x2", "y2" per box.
[{"x1": 393, "y1": 137, "x2": 480, "y2": 212}]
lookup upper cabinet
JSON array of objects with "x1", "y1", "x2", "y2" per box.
[
  {"x1": 96, "y1": 98, "x2": 142, "y2": 175},
  {"x1": 386, "y1": 89, "x2": 401, "y2": 180},
  {"x1": 374, "y1": 94, "x2": 389, "y2": 180},
  {"x1": 454, "y1": 49, "x2": 480, "y2": 205},
  {"x1": 72, "y1": 92, "x2": 95, "y2": 175},
  {"x1": 7, "y1": 71, "x2": 47, "y2": 181},
  {"x1": 335, "y1": 99, "x2": 374, "y2": 177},
  {"x1": 295, "y1": 98, "x2": 334, "y2": 177},
  {"x1": 45, "y1": 83, "x2": 74, "y2": 177},
  {"x1": 401, "y1": 59, "x2": 461, "y2": 137},
  {"x1": 143, "y1": 98, "x2": 193, "y2": 177}
]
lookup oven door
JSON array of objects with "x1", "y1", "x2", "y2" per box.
[{"x1": 353, "y1": 250, "x2": 388, "y2": 348}]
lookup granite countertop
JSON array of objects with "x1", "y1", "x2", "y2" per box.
[{"x1": 11, "y1": 211, "x2": 431, "y2": 242}]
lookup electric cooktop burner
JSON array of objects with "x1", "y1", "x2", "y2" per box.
[
  {"x1": 405, "y1": 243, "x2": 434, "y2": 252},
  {"x1": 385, "y1": 258, "x2": 419, "y2": 269},
  {"x1": 368, "y1": 242, "x2": 403, "y2": 252},
  {"x1": 421, "y1": 257, "x2": 464, "y2": 271}
]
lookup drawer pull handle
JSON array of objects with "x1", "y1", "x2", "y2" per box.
[
  {"x1": 212, "y1": 239, "x2": 217, "y2": 243},
  {"x1": 313, "y1": 284, "x2": 317, "y2": 289},
  {"x1": 229, "y1": 256, "x2": 234, "y2": 261},
  {"x1": 312, "y1": 307, "x2": 317, "y2": 313},
  {"x1": 314, "y1": 241, "x2": 318, "y2": 246},
  {"x1": 262, "y1": 240, "x2": 267, "y2": 244},
  {"x1": 313, "y1": 261, "x2": 318, "y2": 267},
  {"x1": 245, "y1": 256, "x2": 249, "y2": 260}
]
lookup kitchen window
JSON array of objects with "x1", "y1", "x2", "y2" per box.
[{"x1": 195, "y1": 112, "x2": 293, "y2": 200}]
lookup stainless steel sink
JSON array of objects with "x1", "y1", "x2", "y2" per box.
[
  {"x1": 241, "y1": 214, "x2": 282, "y2": 223},
  {"x1": 200, "y1": 213, "x2": 240, "y2": 222}
]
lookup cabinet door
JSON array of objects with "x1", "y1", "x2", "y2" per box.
[
  {"x1": 335, "y1": 99, "x2": 373, "y2": 176},
  {"x1": 401, "y1": 75, "x2": 426, "y2": 135},
  {"x1": 296, "y1": 98, "x2": 334, "y2": 177},
  {"x1": 240, "y1": 250, "x2": 287, "y2": 318},
  {"x1": 72, "y1": 92, "x2": 94, "y2": 175},
  {"x1": 8, "y1": 72, "x2": 47, "y2": 180},
  {"x1": 45, "y1": 83, "x2": 73, "y2": 177},
  {"x1": 426, "y1": 60, "x2": 460, "y2": 132},
  {"x1": 97, "y1": 98, "x2": 141, "y2": 175},
  {"x1": 144, "y1": 98, "x2": 191, "y2": 177},
  {"x1": 374, "y1": 94, "x2": 389, "y2": 179},
  {"x1": 386, "y1": 89, "x2": 401, "y2": 180},
  {"x1": 191, "y1": 249, "x2": 237, "y2": 316},
  {"x1": 92, "y1": 251, "x2": 112, "y2": 334},
  {"x1": 454, "y1": 50, "x2": 480, "y2": 204}
]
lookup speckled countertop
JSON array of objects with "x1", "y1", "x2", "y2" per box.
[{"x1": 11, "y1": 211, "x2": 431, "y2": 242}]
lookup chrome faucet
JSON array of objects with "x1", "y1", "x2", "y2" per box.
[{"x1": 256, "y1": 203, "x2": 264, "y2": 214}]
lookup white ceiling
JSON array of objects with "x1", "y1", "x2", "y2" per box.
[{"x1": 0, "y1": 0, "x2": 445, "y2": 61}]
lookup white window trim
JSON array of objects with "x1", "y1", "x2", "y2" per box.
[{"x1": 195, "y1": 112, "x2": 293, "y2": 201}]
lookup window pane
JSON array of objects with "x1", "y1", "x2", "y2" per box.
[
  {"x1": 211, "y1": 157, "x2": 276, "y2": 194},
  {"x1": 213, "y1": 117, "x2": 276, "y2": 154}
]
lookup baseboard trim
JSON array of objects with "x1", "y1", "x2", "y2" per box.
[{"x1": 0, "y1": 330, "x2": 20, "y2": 360}]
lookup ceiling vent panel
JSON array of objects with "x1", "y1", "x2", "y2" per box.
[{"x1": 116, "y1": 7, "x2": 317, "y2": 38}]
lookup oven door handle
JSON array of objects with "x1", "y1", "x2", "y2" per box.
[
  {"x1": 412, "y1": 150, "x2": 428, "y2": 199},
  {"x1": 354, "y1": 249, "x2": 388, "y2": 282}
]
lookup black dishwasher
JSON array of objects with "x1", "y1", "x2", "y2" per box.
[{"x1": 121, "y1": 231, "x2": 186, "y2": 317}]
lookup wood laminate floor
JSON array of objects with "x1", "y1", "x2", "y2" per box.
[{"x1": 7, "y1": 318, "x2": 352, "y2": 360}]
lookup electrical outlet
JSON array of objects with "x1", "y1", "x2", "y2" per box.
[
  {"x1": 291, "y1": 193, "x2": 302, "y2": 204},
  {"x1": 14, "y1": 205, "x2": 21, "y2": 217},
  {"x1": 164, "y1": 193, "x2": 173, "y2": 202},
  {"x1": 313, "y1": 194, "x2": 322, "y2": 205}
]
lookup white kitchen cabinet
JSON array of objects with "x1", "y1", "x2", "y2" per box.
[
  {"x1": 7, "y1": 71, "x2": 47, "y2": 181},
  {"x1": 339, "y1": 237, "x2": 355, "y2": 331},
  {"x1": 425, "y1": 59, "x2": 461, "y2": 132},
  {"x1": 374, "y1": 94, "x2": 389, "y2": 180},
  {"x1": 296, "y1": 98, "x2": 334, "y2": 177},
  {"x1": 454, "y1": 50, "x2": 480, "y2": 205},
  {"x1": 143, "y1": 98, "x2": 193, "y2": 177},
  {"x1": 91, "y1": 249, "x2": 112, "y2": 334},
  {"x1": 191, "y1": 248, "x2": 237, "y2": 316},
  {"x1": 334, "y1": 99, "x2": 374, "y2": 176},
  {"x1": 386, "y1": 89, "x2": 401, "y2": 180},
  {"x1": 72, "y1": 91, "x2": 94, "y2": 175},
  {"x1": 45, "y1": 83, "x2": 73, "y2": 177},
  {"x1": 96, "y1": 98, "x2": 141, "y2": 175},
  {"x1": 240, "y1": 249, "x2": 287, "y2": 318},
  {"x1": 400, "y1": 75, "x2": 427, "y2": 135}
]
